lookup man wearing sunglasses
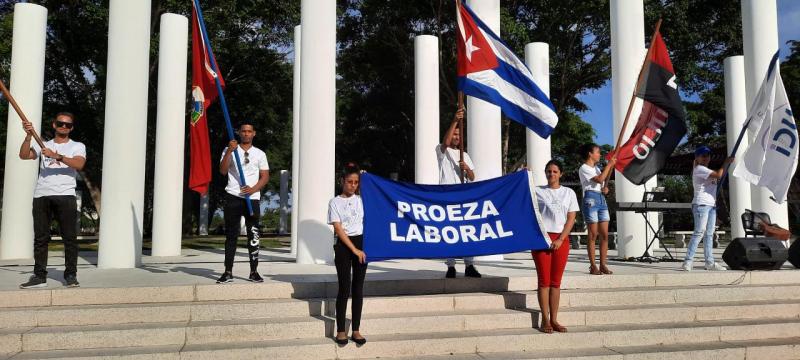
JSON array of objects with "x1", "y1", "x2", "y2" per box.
[
  {"x1": 217, "y1": 121, "x2": 270, "y2": 284},
  {"x1": 18, "y1": 112, "x2": 86, "y2": 289}
]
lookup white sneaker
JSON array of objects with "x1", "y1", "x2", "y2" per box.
[
  {"x1": 681, "y1": 262, "x2": 692, "y2": 271},
  {"x1": 705, "y1": 262, "x2": 727, "y2": 271}
]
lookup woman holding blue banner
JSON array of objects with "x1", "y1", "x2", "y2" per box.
[
  {"x1": 578, "y1": 144, "x2": 616, "y2": 275},
  {"x1": 534, "y1": 160, "x2": 580, "y2": 333},
  {"x1": 327, "y1": 164, "x2": 368, "y2": 345}
]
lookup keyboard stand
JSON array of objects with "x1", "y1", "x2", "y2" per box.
[{"x1": 633, "y1": 210, "x2": 678, "y2": 263}]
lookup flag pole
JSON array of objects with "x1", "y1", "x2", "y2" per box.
[
  {"x1": 613, "y1": 19, "x2": 663, "y2": 154},
  {"x1": 0, "y1": 77, "x2": 46, "y2": 149},
  {"x1": 715, "y1": 117, "x2": 749, "y2": 198},
  {"x1": 717, "y1": 51, "x2": 780, "y2": 198},
  {"x1": 457, "y1": 91, "x2": 466, "y2": 184},
  {"x1": 194, "y1": 0, "x2": 253, "y2": 215}
]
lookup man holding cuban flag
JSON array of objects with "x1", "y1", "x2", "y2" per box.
[
  {"x1": 731, "y1": 51, "x2": 797, "y2": 205},
  {"x1": 455, "y1": 0, "x2": 558, "y2": 139}
]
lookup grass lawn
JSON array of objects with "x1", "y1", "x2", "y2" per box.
[{"x1": 46, "y1": 235, "x2": 288, "y2": 252}]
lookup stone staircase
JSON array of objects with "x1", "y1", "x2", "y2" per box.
[{"x1": 1, "y1": 271, "x2": 799, "y2": 359}]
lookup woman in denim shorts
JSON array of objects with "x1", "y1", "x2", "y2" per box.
[{"x1": 578, "y1": 144, "x2": 616, "y2": 275}]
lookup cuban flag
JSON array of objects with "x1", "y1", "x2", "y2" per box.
[{"x1": 456, "y1": 0, "x2": 558, "y2": 138}]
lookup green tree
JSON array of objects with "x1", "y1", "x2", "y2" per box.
[{"x1": 0, "y1": 0, "x2": 298, "y2": 235}]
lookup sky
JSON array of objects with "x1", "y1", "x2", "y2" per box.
[{"x1": 577, "y1": 0, "x2": 800, "y2": 146}]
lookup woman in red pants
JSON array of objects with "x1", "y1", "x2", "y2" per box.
[{"x1": 533, "y1": 160, "x2": 579, "y2": 333}]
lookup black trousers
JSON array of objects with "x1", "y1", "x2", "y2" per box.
[
  {"x1": 334, "y1": 235, "x2": 367, "y2": 333},
  {"x1": 223, "y1": 193, "x2": 261, "y2": 272},
  {"x1": 33, "y1": 195, "x2": 78, "y2": 278}
]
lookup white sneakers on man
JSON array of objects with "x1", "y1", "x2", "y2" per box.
[
  {"x1": 705, "y1": 262, "x2": 728, "y2": 271},
  {"x1": 681, "y1": 261, "x2": 727, "y2": 271}
]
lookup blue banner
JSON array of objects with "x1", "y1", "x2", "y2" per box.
[{"x1": 361, "y1": 171, "x2": 550, "y2": 262}]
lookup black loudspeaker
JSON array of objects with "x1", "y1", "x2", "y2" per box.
[
  {"x1": 789, "y1": 240, "x2": 800, "y2": 268},
  {"x1": 722, "y1": 237, "x2": 788, "y2": 270}
]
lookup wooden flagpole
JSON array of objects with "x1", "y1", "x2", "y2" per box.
[
  {"x1": 0, "y1": 77, "x2": 46, "y2": 149},
  {"x1": 457, "y1": 91, "x2": 466, "y2": 183},
  {"x1": 613, "y1": 19, "x2": 663, "y2": 154}
]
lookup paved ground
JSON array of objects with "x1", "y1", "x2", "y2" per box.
[{"x1": 2, "y1": 240, "x2": 783, "y2": 291}]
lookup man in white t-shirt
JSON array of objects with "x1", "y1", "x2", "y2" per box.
[
  {"x1": 18, "y1": 112, "x2": 87, "y2": 289},
  {"x1": 217, "y1": 121, "x2": 270, "y2": 284},
  {"x1": 437, "y1": 108, "x2": 480, "y2": 278},
  {"x1": 683, "y1": 146, "x2": 733, "y2": 272}
]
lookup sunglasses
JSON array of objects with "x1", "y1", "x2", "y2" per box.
[
  {"x1": 55, "y1": 120, "x2": 74, "y2": 129},
  {"x1": 244, "y1": 151, "x2": 249, "y2": 165}
]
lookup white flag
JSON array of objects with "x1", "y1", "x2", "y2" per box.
[{"x1": 732, "y1": 52, "x2": 797, "y2": 203}]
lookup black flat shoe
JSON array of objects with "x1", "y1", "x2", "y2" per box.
[
  {"x1": 445, "y1": 266, "x2": 456, "y2": 278},
  {"x1": 334, "y1": 337, "x2": 349, "y2": 345},
  {"x1": 465, "y1": 265, "x2": 482, "y2": 278},
  {"x1": 351, "y1": 336, "x2": 367, "y2": 345}
]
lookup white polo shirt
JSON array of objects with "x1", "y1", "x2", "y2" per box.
[
  {"x1": 327, "y1": 194, "x2": 364, "y2": 236},
  {"x1": 535, "y1": 185, "x2": 580, "y2": 233},
  {"x1": 220, "y1": 146, "x2": 269, "y2": 200},
  {"x1": 578, "y1": 164, "x2": 603, "y2": 193},
  {"x1": 437, "y1": 144, "x2": 475, "y2": 185},
  {"x1": 32, "y1": 139, "x2": 86, "y2": 198},
  {"x1": 692, "y1": 165, "x2": 717, "y2": 206}
]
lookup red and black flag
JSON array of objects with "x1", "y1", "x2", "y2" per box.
[{"x1": 609, "y1": 28, "x2": 687, "y2": 185}]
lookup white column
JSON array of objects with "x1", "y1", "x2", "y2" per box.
[
  {"x1": 151, "y1": 13, "x2": 189, "y2": 257},
  {"x1": 466, "y1": 0, "x2": 504, "y2": 262},
  {"x1": 724, "y1": 56, "x2": 751, "y2": 239},
  {"x1": 279, "y1": 170, "x2": 289, "y2": 234},
  {"x1": 97, "y1": 0, "x2": 151, "y2": 268},
  {"x1": 0, "y1": 3, "x2": 47, "y2": 260},
  {"x1": 524, "y1": 43, "x2": 551, "y2": 184},
  {"x1": 611, "y1": 0, "x2": 649, "y2": 258},
  {"x1": 290, "y1": 25, "x2": 301, "y2": 257},
  {"x1": 198, "y1": 192, "x2": 209, "y2": 236},
  {"x1": 296, "y1": 0, "x2": 336, "y2": 264},
  {"x1": 414, "y1": 35, "x2": 440, "y2": 185},
  {"x1": 465, "y1": 0, "x2": 502, "y2": 182},
  {"x1": 741, "y1": 0, "x2": 788, "y2": 228}
]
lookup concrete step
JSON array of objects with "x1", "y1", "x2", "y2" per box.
[
  {"x1": 347, "y1": 284, "x2": 800, "y2": 315},
  {"x1": 351, "y1": 300, "x2": 800, "y2": 335},
  {"x1": 1, "y1": 315, "x2": 331, "y2": 352},
  {"x1": 3, "y1": 270, "x2": 799, "y2": 308},
  {"x1": 0, "y1": 298, "x2": 323, "y2": 328},
  {"x1": 3, "y1": 299, "x2": 798, "y2": 350},
  {"x1": 357, "y1": 337, "x2": 800, "y2": 360},
  {"x1": 6, "y1": 320, "x2": 798, "y2": 359},
  {"x1": 326, "y1": 319, "x2": 800, "y2": 359},
  {"x1": 2, "y1": 310, "x2": 799, "y2": 355},
  {"x1": 2, "y1": 283, "x2": 798, "y2": 329}
]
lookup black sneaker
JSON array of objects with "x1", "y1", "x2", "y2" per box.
[
  {"x1": 20, "y1": 276, "x2": 47, "y2": 289},
  {"x1": 248, "y1": 271, "x2": 264, "y2": 283},
  {"x1": 445, "y1": 266, "x2": 456, "y2": 278},
  {"x1": 64, "y1": 275, "x2": 80, "y2": 288},
  {"x1": 216, "y1": 272, "x2": 234, "y2": 284},
  {"x1": 465, "y1": 265, "x2": 482, "y2": 278}
]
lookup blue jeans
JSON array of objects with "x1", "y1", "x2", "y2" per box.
[
  {"x1": 582, "y1": 191, "x2": 610, "y2": 224},
  {"x1": 685, "y1": 205, "x2": 716, "y2": 266}
]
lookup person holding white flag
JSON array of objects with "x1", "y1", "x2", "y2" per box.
[{"x1": 731, "y1": 52, "x2": 797, "y2": 204}]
